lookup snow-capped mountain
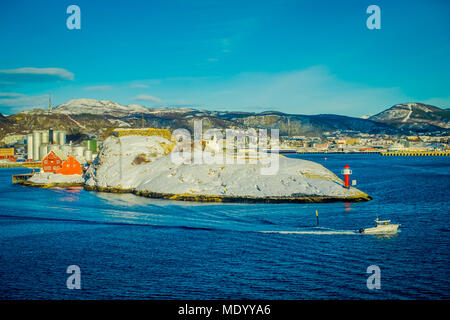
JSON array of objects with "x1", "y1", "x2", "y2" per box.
[
  {"x1": 370, "y1": 103, "x2": 449, "y2": 130},
  {"x1": 53, "y1": 99, "x2": 150, "y2": 116},
  {"x1": 1, "y1": 100, "x2": 448, "y2": 143},
  {"x1": 53, "y1": 99, "x2": 202, "y2": 116}
]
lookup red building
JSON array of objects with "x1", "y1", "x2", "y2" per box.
[
  {"x1": 56, "y1": 155, "x2": 82, "y2": 175},
  {"x1": 42, "y1": 151, "x2": 82, "y2": 175},
  {"x1": 42, "y1": 151, "x2": 63, "y2": 173}
]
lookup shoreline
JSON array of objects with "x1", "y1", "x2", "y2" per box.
[
  {"x1": 16, "y1": 179, "x2": 372, "y2": 203},
  {"x1": 0, "y1": 163, "x2": 41, "y2": 168},
  {"x1": 84, "y1": 185, "x2": 372, "y2": 203},
  {"x1": 18, "y1": 180, "x2": 84, "y2": 188}
]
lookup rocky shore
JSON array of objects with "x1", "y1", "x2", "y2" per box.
[{"x1": 84, "y1": 184, "x2": 372, "y2": 203}]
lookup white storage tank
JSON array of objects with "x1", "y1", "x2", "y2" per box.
[
  {"x1": 32, "y1": 131, "x2": 41, "y2": 160},
  {"x1": 61, "y1": 145, "x2": 72, "y2": 158},
  {"x1": 41, "y1": 131, "x2": 49, "y2": 144},
  {"x1": 73, "y1": 146, "x2": 85, "y2": 157},
  {"x1": 59, "y1": 131, "x2": 66, "y2": 145},
  {"x1": 39, "y1": 144, "x2": 48, "y2": 160},
  {"x1": 84, "y1": 150, "x2": 93, "y2": 162},
  {"x1": 48, "y1": 144, "x2": 61, "y2": 153},
  {"x1": 52, "y1": 131, "x2": 59, "y2": 145},
  {"x1": 27, "y1": 134, "x2": 33, "y2": 160}
]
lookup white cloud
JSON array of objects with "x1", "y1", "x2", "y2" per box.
[
  {"x1": 131, "y1": 94, "x2": 163, "y2": 103},
  {"x1": 0, "y1": 92, "x2": 25, "y2": 98},
  {"x1": 0, "y1": 93, "x2": 49, "y2": 113},
  {"x1": 84, "y1": 85, "x2": 113, "y2": 91},
  {"x1": 130, "y1": 83, "x2": 150, "y2": 88},
  {"x1": 0, "y1": 67, "x2": 74, "y2": 82}
]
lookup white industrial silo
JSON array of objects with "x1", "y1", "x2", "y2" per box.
[
  {"x1": 41, "y1": 131, "x2": 49, "y2": 144},
  {"x1": 39, "y1": 144, "x2": 48, "y2": 160},
  {"x1": 27, "y1": 134, "x2": 33, "y2": 160},
  {"x1": 32, "y1": 131, "x2": 41, "y2": 160},
  {"x1": 61, "y1": 145, "x2": 72, "y2": 158},
  {"x1": 52, "y1": 131, "x2": 59, "y2": 145},
  {"x1": 73, "y1": 146, "x2": 85, "y2": 157},
  {"x1": 84, "y1": 149, "x2": 93, "y2": 162},
  {"x1": 59, "y1": 131, "x2": 66, "y2": 145},
  {"x1": 48, "y1": 144, "x2": 61, "y2": 154}
]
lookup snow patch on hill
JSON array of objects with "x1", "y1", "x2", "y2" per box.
[{"x1": 54, "y1": 99, "x2": 150, "y2": 116}]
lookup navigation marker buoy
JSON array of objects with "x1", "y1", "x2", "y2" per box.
[{"x1": 341, "y1": 164, "x2": 352, "y2": 188}]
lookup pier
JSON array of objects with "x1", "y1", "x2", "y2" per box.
[
  {"x1": 12, "y1": 173, "x2": 34, "y2": 184},
  {"x1": 381, "y1": 151, "x2": 449, "y2": 156},
  {"x1": 295, "y1": 151, "x2": 381, "y2": 155},
  {"x1": 0, "y1": 162, "x2": 41, "y2": 168}
]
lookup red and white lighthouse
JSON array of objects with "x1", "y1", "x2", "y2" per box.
[{"x1": 341, "y1": 164, "x2": 352, "y2": 188}]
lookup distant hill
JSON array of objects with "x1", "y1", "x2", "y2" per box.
[
  {"x1": 212, "y1": 112, "x2": 397, "y2": 136},
  {"x1": 53, "y1": 99, "x2": 150, "y2": 116},
  {"x1": 1, "y1": 99, "x2": 449, "y2": 142},
  {"x1": 0, "y1": 113, "x2": 7, "y2": 122},
  {"x1": 370, "y1": 103, "x2": 450, "y2": 133}
]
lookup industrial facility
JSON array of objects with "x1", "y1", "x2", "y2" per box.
[{"x1": 26, "y1": 130, "x2": 95, "y2": 164}]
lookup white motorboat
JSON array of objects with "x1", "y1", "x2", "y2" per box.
[{"x1": 359, "y1": 218, "x2": 400, "y2": 234}]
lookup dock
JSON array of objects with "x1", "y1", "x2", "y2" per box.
[
  {"x1": 0, "y1": 162, "x2": 42, "y2": 168},
  {"x1": 12, "y1": 173, "x2": 34, "y2": 184},
  {"x1": 381, "y1": 151, "x2": 449, "y2": 156}
]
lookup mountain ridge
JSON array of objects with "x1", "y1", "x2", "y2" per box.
[
  {"x1": 1, "y1": 99, "x2": 448, "y2": 143},
  {"x1": 369, "y1": 102, "x2": 449, "y2": 131}
]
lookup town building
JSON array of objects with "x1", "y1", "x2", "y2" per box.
[
  {"x1": 0, "y1": 147, "x2": 15, "y2": 160},
  {"x1": 56, "y1": 155, "x2": 82, "y2": 175},
  {"x1": 42, "y1": 151, "x2": 64, "y2": 173},
  {"x1": 42, "y1": 150, "x2": 82, "y2": 175}
]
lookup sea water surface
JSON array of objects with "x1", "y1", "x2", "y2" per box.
[{"x1": 0, "y1": 155, "x2": 449, "y2": 299}]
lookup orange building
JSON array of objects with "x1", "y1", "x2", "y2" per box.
[
  {"x1": 42, "y1": 151, "x2": 82, "y2": 175},
  {"x1": 56, "y1": 155, "x2": 82, "y2": 175},
  {"x1": 42, "y1": 151, "x2": 63, "y2": 173},
  {"x1": 0, "y1": 148, "x2": 15, "y2": 160}
]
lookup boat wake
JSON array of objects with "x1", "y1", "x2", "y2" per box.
[{"x1": 260, "y1": 227, "x2": 358, "y2": 235}]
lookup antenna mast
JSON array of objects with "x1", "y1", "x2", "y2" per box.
[{"x1": 141, "y1": 112, "x2": 145, "y2": 128}]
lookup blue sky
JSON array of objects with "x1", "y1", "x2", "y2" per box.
[{"x1": 0, "y1": 0, "x2": 449, "y2": 116}]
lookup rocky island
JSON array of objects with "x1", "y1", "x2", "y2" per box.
[{"x1": 83, "y1": 134, "x2": 371, "y2": 203}]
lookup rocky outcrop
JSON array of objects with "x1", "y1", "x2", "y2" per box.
[{"x1": 84, "y1": 135, "x2": 372, "y2": 203}]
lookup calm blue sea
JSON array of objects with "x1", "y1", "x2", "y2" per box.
[{"x1": 0, "y1": 154, "x2": 449, "y2": 299}]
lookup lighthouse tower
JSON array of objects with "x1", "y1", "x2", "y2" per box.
[{"x1": 341, "y1": 164, "x2": 352, "y2": 188}]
